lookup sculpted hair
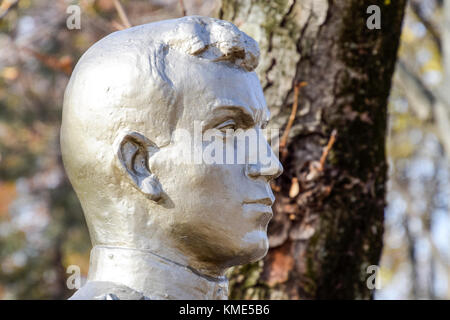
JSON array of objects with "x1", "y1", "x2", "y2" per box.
[{"x1": 162, "y1": 16, "x2": 260, "y2": 71}]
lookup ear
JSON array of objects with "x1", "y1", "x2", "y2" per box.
[{"x1": 114, "y1": 131, "x2": 163, "y2": 202}]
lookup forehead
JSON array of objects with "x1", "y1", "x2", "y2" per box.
[{"x1": 171, "y1": 55, "x2": 269, "y2": 124}]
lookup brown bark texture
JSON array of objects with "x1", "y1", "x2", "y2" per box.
[{"x1": 219, "y1": 0, "x2": 407, "y2": 299}]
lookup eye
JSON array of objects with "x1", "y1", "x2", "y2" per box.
[
  {"x1": 216, "y1": 119, "x2": 237, "y2": 132},
  {"x1": 261, "y1": 121, "x2": 269, "y2": 129}
]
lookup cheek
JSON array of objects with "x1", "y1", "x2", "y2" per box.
[
  {"x1": 151, "y1": 144, "x2": 255, "y2": 229},
  {"x1": 180, "y1": 164, "x2": 245, "y2": 213}
]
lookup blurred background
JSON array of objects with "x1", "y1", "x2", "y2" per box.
[{"x1": 0, "y1": 0, "x2": 448, "y2": 299}]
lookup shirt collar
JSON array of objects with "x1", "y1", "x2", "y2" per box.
[{"x1": 87, "y1": 245, "x2": 229, "y2": 300}]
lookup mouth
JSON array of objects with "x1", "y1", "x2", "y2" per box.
[{"x1": 242, "y1": 198, "x2": 274, "y2": 226}]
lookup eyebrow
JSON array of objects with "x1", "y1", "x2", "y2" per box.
[{"x1": 213, "y1": 105, "x2": 260, "y2": 126}]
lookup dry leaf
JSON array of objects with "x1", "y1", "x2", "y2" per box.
[{"x1": 289, "y1": 177, "x2": 299, "y2": 198}]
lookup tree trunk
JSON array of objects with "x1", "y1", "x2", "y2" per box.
[{"x1": 220, "y1": 0, "x2": 407, "y2": 299}]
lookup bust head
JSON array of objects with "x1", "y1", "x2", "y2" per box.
[{"x1": 61, "y1": 16, "x2": 283, "y2": 280}]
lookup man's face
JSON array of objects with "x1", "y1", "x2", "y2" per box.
[{"x1": 148, "y1": 56, "x2": 283, "y2": 274}]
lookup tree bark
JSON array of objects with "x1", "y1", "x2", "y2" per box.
[{"x1": 220, "y1": 0, "x2": 407, "y2": 299}]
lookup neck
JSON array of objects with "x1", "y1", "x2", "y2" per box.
[{"x1": 87, "y1": 245, "x2": 229, "y2": 300}]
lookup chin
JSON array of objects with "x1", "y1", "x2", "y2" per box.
[{"x1": 239, "y1": 230, "x2": 269, "y2": 263}]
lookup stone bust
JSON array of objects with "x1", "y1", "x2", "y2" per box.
[{"x1": 61, "y1": 16, "x2": 283, "y2": 300}]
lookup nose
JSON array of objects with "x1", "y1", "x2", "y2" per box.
[{"x1": 246, "y1": 151, "x2": 283, "y2": 181}]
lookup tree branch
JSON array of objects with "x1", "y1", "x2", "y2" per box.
[
  {"x1": 113, "y1": 0, "x2": 131, "y2": 29},
  {"x1": 0, "y1": 0, "x2": 19, "y2": 20},
  {"x1": 396, "y1": 59, "x2": 450, "y2": 158},
  {"x1": 410, "y1": 0, "x2": 442, "y2": 52}
]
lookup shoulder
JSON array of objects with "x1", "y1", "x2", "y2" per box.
[{"x1": 68, "y1": 281, "x2": 150, "y2": 300}]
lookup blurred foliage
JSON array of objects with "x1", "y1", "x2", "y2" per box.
[{"x1": 377, "y1": 0, "x2": 450, "y2": 299}]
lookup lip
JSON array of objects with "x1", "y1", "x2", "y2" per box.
[
  {"x1": 243, "y1": 197, "x2": 274, "y2": 206},
  {"x1": 242, "y1": 200, "x2": 274, "y2": 226}
]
